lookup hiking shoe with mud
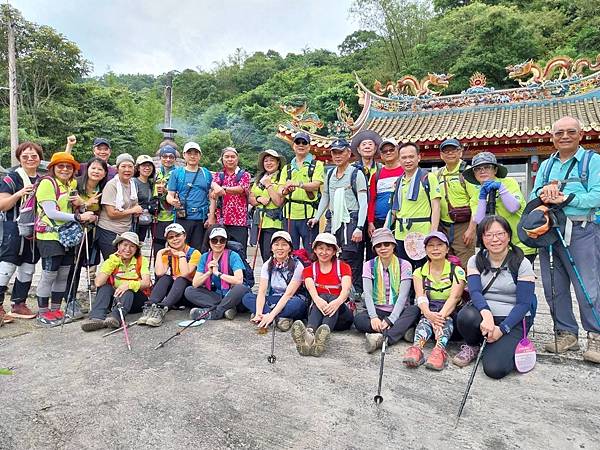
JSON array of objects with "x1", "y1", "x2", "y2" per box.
[
  {"x1": 137, "y1": 304, "x2": 152, "y2": 325},
  {"x1": 291, "y1": 320, "x2": 313, "y2": 356},
  {"x1": 81, "y1": 318, "x2": 106, "y2": 332},
  {"x1": 403, "y1": 327, "x2": 416, "y2": 343},
  {"x1": 104, "y1": 316, "x2": 120, "y2": 329},
  {"x1": 276, "y1": 318, "x2": 293, "y2": 332},
  {"x1": 224, "y1": 308, "x2": 237, "y2": 320},
  {"x1": 583, "y1": 332, "x2": 600, "y2": 364},
  {"x1": 425, "y1": 346, "x2": 448, "y2": 371},
  {"x1": 365, "y1": 333, "x2": 384, "y2": 353},
  {"x1": 10, "y1": 303, "x2": 36, "y2": 319},
  {"x1": 403, "y1": 345, "x2": 425, "y2": 368},
  {"x1": 452, "y1": 344, "x2": 479, "y2": 368},
  {"x1": 146, "y1": 304, "x2": 168, "y2": 327},
  {"x1": 311, "y1": 324, "x2": 331, "y2": 357},
  {"x1": 543, "y1": 331, "x2": 580, "y2": 353}
]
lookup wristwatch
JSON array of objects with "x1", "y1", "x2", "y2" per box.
[{"x1": 356, "y1": 225, "x2": 364, "y2": 231}]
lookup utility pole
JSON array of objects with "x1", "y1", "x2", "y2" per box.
[
  {"x1": 6, "y1": 5, "x2": 19, "y2": 166},
  {"x1": 163, "y1": 71, "x2": 173, "y2": 131}
]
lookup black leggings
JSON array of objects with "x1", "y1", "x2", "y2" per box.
[
  {"x1": 149, "y1": 276, "x2": 192, "y2": 308},
  {"x1": 456, "y1": 304, "x2": 532, "y2": 380},
  {"x1": 353, "y1": 305, "x2": 420, "y2": 345},
  {"x1": 307, "y1": 294, "x2": 354, "y2": 331}
]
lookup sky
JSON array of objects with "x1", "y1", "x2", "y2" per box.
[{"x1": 11, "y1": 0, "x2": 359, "y2": 76}]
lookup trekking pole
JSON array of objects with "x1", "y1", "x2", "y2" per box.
[
  {"x1": 548, "y1": 244, "x2": 559, "y2": 357},
  {"x1": 267, "y1": 321, "x2": 277, "y2": 364},
  {"x1": 373, "y1": 336, "x2": 389, "y2": 405},
  {"x1": 455, "y1": 339, "x2": 487, "y2": 426},
  {"x1": 83, "y1": 226, "x2": 93, "y2": 312},
  {"x1": 102, "y1": 321, "x2": 138, "y2": 337},
  {"x1": 252, "y1": 211, "x2": 265, "y2": 270},
  {"x1": 485, "y1": 188, "x2": 497, "y2": 216},
  {"x1": 116, "y1": 301, "x2": 132, "y2": 351},
  {"x1": 554, "y1": 228, "x2": 600, "y2": 328},
  {"x1": 60, "y1": 235, "x2": 86, "y2": 330},
  {"x1": 154, "y1": 307, "x2": 216, "y2": 350}
]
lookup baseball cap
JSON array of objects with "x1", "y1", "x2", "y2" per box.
[
  {"x1": 293, "y1": 131, "x2": 311, "y2": 144},
  {"x1": 159, "y1": 145, "x2": 177, "y2": 156},
  {"x1": 330, "y1": 138, "x2": 350, "y2": 151},
  {"x1": 440, "y1": 138, "x2": 462, "y2": 151},
  {"x1": 164, "y1": 223, "x2": 186, "y2": 237},
  {"x1": 271, "y1": 230, "x2": 293, "y2": 245},
  {"x1": 423, "y1": 231, "x2": 450, "y2": 247},
  {"x1": 209, "y1": 227, "x2": 228, "y2": 240},
  {"x1": 93, "y1": 138, "x2": 111, "y2": 148},
  {"x1": 183, "y1": 142, "x2": 202, "y2": 154}
]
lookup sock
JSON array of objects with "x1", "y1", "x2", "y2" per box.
[{"x1": 37, "y1": 297, "x2": 49, "y2": 313}]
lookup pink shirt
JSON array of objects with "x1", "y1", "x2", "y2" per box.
[{"x1": 213, "y1": 169, "x2": 251, "y2": 226}]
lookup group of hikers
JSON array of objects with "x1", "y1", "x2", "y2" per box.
[{"x1": 0, "y1": 115, "x2": 599, "y2": 380}]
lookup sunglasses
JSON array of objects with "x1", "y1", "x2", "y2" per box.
[
  {"x1": 374, "y1": 242, "x2": 394, "y2": 249},
  {"x1": 294, "y1": 139, "x2": 309, "y2": 146},
  {"x1": 380, "y1": 147, "x2": 396, "y2": 155},
  {"x1": 210, "y1": 237, "x2": 226, "y2": 244}
]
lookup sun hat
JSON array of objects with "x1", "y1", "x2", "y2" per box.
[
  {"x1": 93, "y1": 137, "x2": 111, "y2": 148},
  {"x1": 312, "y1": 232, "x2": 340, "y2": 252},
  {"x1": 209, "y1": 227, "x2": 228, "y2": 240},
  {"x1": 258, "y1": 149, "x2": 285, "y2": 170},
  {"x1": 183, "y1": 142, "x2": 202, "y2": 154},
  {"x1": 293, "y1": 131, "x2": 311, "y2": 144},
  {"x1": 271, "y1": 230, "x2": 293, "y2": 245},
  {"x1": 115, "y1": 153, "x2": 135, "y2": 167},
  {"x1": 112, "y1": 231, "x2": 141, "y2": 248},
  {"x1": 423, "y1": 231, "x2": 450, "y2": 247},
  {"x1": 351, "y1": 130, "x2": 382, "y2": 155},
  {"x1": 164, "y1": 223, "x2": 186, "y2": 238},
  {"x1": 136, "y1": 155, "x2": 154, "y2": 166},
  {"x1": 47, "y1": 152, "x2": 80, "y2": 171},
  {"x1": 371, "y1": 228, "x2": 396, "y2": 249},
  {"x1": 517, "y1": 197, "x2": 570, "y2": 248},
  {"x1": 463, "y1": 152, "x2": 508, "y2": 185}
]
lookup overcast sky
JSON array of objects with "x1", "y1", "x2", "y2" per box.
[{"x1": 11, "y1": 0, "x2": 359, "y2": 76}]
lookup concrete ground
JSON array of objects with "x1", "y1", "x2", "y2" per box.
[{"x1": 1, "y1": 246, "x2": 599, "y2": 449}]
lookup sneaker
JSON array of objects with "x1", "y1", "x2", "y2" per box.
[
  {"x1": 36, "y1": 311, "x2": 60, "y2": 328},
  {"x1": 0, "y1": 307, "x2": 15, "y2": 324},
  {"x1": 276, "y1": 318, "x2": 293, "y2": 332},
  {"x1": 543, "y1": 331, "x2": 580, "y2": 353},
  {"x1": 190, "y1": 307, "x2": 213, "y2": 321},
  {"x1": 311, "y1": 324, "x2": 331, "y2": 357},
  {"x1": 403, "y1": 345, "x2": 425, "y2": 368},
  {"x1": 146, "y1": 305, "x2": 168, "y2": 327},
  {"x1": 64, "y1": 301, "x2": 84, "y2": 321},
  {"x1": 403, "y1": 327, "x2": 416, "y2": 343},
  {"x1": 583, "y1": 332, "x2": 600, "y2": 364},
  {"x1": 104, "y1": 316, "x2": 120, "y2": 329},
  {"x1": 81, "y1": 318, "x2": 106, "y2": 332},
  {"x1": 291, "y1": 320, "x2": 312, "y2": 356},
  {"x1": 452, "y1": 344, "x2": 479, "y2": 368},
  {"x1": 425, "y1": 346, "x2": 448, "y2": 371},
  {"x1": 224, "y1": 308, "x2": 237, "y2": 320},
  {"x1": 9, "y1": 303, "x2": 36, "y2": 319},
  {"x1": 365, "y1": 333, "x2": 384, "y2": 354},
  {"x1": 49, "y1": 309, "x2": 65, "y2": 320},
  {"x1": 137, "y1": 304, "x2": 152, "y2": 326}
]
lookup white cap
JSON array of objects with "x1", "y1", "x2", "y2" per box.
[
  {"x1": 164, "y1": 223, "x2": 186, "y2": 238},
  {"x1": 312, "y1": 232, "x2": 340, "y2": 252},
  {"x1": 209, "y1": 227, "x2": 228, "y2": 240},
  {"x1": 271, "y1": 230, "x2": 292, "y2": 245},
  {"x1": 183, "y1": 142, "x2": 202, "y2": 154}
]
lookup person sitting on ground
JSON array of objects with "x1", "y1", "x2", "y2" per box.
[
  {"x1": 81, "y1": 232, "x2": 151, "y2": 331},
  {"x1": 403, "y1": 231, "x2": 466, "y2": 371},
  {"x1": 133, "y1": 154, "x2": 157, "y2": 243},
  {"x1": 354, "y1": 228, "x2": 419, "y2": 353},
  {"x1": 452, "y1": 215, "x2": 537, "y2": 379},
  {"x1": 242, "y1": 231, "x2": 308, "y2": 333},
  {"x1": 139, "y1": 223, "x2": 201, "y2": 327},
  {"x1": 291, "y1": 232, "x2": 354, "y2": 357},
  {"x1": 184, "y1": 226, "x2": 250, "y2": 321}
]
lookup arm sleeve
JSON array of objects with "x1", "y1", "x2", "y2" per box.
[
  {"x1": 362, "y1": 275, "x2": 378, "y2": 319},
  {"x1": 386, "y1": 279, "x2": 412, "y2": 324},
  {"x1": 474, "y1": 198, "x2": 487, "y2": 223},
  {"x1": 498, "y1": 182, "x2": 521, "y2": 213},
  {"x1": 500, "y1": 280, "x2": 535, "y2": 332},
  {"x1": 467, "y1": 274, "x2": 491, "y2": 312},
  {"x1": 356, "y1": 171, "x2": 368, "y2": 228},
  {"x1": 40, "y1": 200, "x2": 76, "y2": 222},
  {"x1": 313, "y1": 173, "x2": 329, "y2": 221}
]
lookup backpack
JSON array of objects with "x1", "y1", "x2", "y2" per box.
[
  {"x1": 422, "y1": 260, "x2": 470, "y2": 308},
  {"x1": 218, "y1": 169, "x2": 246, "y2": 186},
  {"x1": 225, "y1": 240, "x2": 255, "y2": 288},
  {"x1": 541, "y1": 149, "x2": 596, "y2": 191},
  {"x1": 387, "y1": 169, "x2": 432, "y2": 229},
  {"x1": 325, "y1": 165, "x2": 365, "y2": 202},
  {"x1": 267, "y1": 256, "x2": 307, "y2": 299},
  {"x1": 2, "y1": 171, "x2": 42, "y2": 239},
  {"x1": 109, "y1": 255, "x2": 152, "y2": 297},
  {"x1": 166, "y1": 246, "x2": 197, "y2": 276},
  {"x1": 279, "y1": 159, "x2": 320, "y2": 210}
]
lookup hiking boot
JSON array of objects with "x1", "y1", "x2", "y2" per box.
[
  {"x1": 403, "y1": 345, "x2": 425, "y2": 368},
  {"x1": 276, "y1": 318, "x2": 293, "y2": 332},
  {"x1": 403, "y1": 327, "x2": 416, "y2": 343},
  {"x1": 104, "y1": 316, "x2": 120, "y2": 329},
  {"x1": 0, "y1": 307, "x2": 14, "y2": 324},
  {"x1": 64, "y1": 301, "x2": 84, "y2": 321},
  {"x1": 311, "y1": 324, "x2": 331, "y2": 357},
  {"x1": 425, "y1": 346, "x2": 448, "y2": 371},
  {"x1": 583, "y1": 332, "x2": 600, "y2": 364},
  {"x1": 291, "y1": 320, "x2": 313, "y2": 356},
  {"x1": 146, "y1": 305, "x2": 168, "y2": 327},
  {"x1": 543, "y1": 331, "x2": 580, "y2": 353},
  {"x1": 36, "y1": 311, "x2": 60, "y2": 328},
  {"x1": 224, "y1": 308, "x2": 237, "y2": 320},
  {"x1": 190, "y1": 307, "x2": 213, "y2": 321},
  {"x1": 137, "y1": 304, "x2": 152, "y2": 325},
  {"x1": 452, "y1": 344, "x2": 479, "y2": 368},
  {"x1": 10, "y1": 303, "x2": 36, "y2": 319},
  {"x1": 81, "y1": 318, "x2": 106, "y2": 332},
  {"x1": 365, "y1": 333, "x2": 384, "y2": 354}
]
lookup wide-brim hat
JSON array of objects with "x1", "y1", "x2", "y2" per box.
[
  {"x1": 312, "y1": 232, "x2": 340, "y2": 252},
  {"x1": 350, "y1": 130, "x2": 382, "y2": 155},
  {"x1": 258, "y1": 149, "x2": 285, "y2": 171},
  {"x1": 463, "y1": 151, "x2": 508, "y2": 185},
  {"x1": 47, "y1": 151, "x2": 80, "y2": 171},
  {"x1": 517, "y1": 198, "x2": 567, "y2": 248},
  {"x1": 112, "y1": 231, "x2": 141, "y2": 248}
]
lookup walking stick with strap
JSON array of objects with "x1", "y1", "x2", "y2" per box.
[
  {"x1": 116, "y1": 301, "x2": 132, "y2": 351},
  {"x1": 83, "y1": 225, "x2": 93, "y2": 312},
  {"x1": 60, "y1": 235, "x2": 87, "y2": 330},
  {"x1": 548, "y1": 244, "x2": 560, "y2": 357},
  {"x1": 455, "y1": 339, "x2": 487, "y2": 426}
]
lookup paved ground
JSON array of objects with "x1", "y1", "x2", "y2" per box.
[{"x1": 1, "y1": 247, "x2": 599, "y2": 449}]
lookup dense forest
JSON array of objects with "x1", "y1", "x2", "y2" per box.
[{"x1": 0, "y1": 0, "x2": 599, "y2": 170}]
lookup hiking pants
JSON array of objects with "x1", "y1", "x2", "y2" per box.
[
  {"x1": 414, "y1": 315, "x2": 453, "y2": 349},
  {"x1": 153, "y1": 221, "x2": 171, "y2": 258},
  {"x1": 307, "y1": 294, "x2": 354, "y2": 331},
  {"x1": 0, "y1": 261, "x2": 36, "y2": 306},
  {"x1": 241, "y1": 293, "x2": 308, "y2": 320},
  {"x1": 326, "y1": 212, "x2": 364, "y2": 294},
  {"x1": 89, "y1": 284, "x2": 147, "y2": 320},
  {"x1": 96, "y1": 227, "x2": 118, "y2": 260},
  {"x1": 258, "y1": 228, "x2": 278, "y2": 263},
  {"x1": 285, "y1": 218, "x2": 316, "y2": 253},
  {"x1": 457, "y1": 304, "x2": 532, "y2": 380},
  {"x1": 184, "y1": 284, "x2": 250, "y2": 320},
  {"x1": 177, "y1": 218, "x2": 206, "y2": 252},
  {"x1": 149, "y1": 276, "x2": 192, "y2": 308},
  {"x1": 440, "y1": 220, "x2": 475, "y2": 268},
  {"x1": 539, "y1": 222, "x2": 600, "y2": 334},
  {"x1": 353, "y1": 305, "x2": 420, "y2": 345}
]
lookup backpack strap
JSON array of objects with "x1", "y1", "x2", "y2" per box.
[
  {"x1": 578, "y1": 150, "x2": 594, "y2": 190},
  {"x1": 307, "y1": 159, "x2": 317, "y2": 181}
]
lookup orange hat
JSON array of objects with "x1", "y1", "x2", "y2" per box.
[{"x1": 47, "y1": 151, "x2": 80, "y2": 171}]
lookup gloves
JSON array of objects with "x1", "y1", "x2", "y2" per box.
[{"x1": 479, "y1": 180, "x2": 502, "y2": 199}]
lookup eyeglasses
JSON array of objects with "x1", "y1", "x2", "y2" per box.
[
  {"x1": 21, "y1": 154, "x2": 39, "y2": 160},
  {"x1": 483, "y1": 231, "x2": 508, "y2": 240},
  {"x1": 161, "y1": 154, "x2": 176, "y2": 159},
  {"x1": 380, "y1": 147, "x2": 396, "y2": 155},
  {"x1": 56, "y1": 163, "x2": 74, "y2": 170},
  {"x1": 474, "y1": 164, "x2": 495, "y2": 173},
  {"x1": 210, "y1": 237, "x2": 226, "y2": 244},
  {"x1": 374, "y1": 242, "x2": 394, "y2": 249},
  {"x1": 294, "y1": 140, "x2": 309, "y2": 146},
  {"x1": 552, "y1": 129, "x2": 579, "y2": 138},
  {"x1": 441, "y1": 146, "x2": 461, "y2": 154}
]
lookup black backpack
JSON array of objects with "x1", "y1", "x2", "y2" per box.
[{"x1": 226, "y1": 240, "x2": 255, "y2": 288}]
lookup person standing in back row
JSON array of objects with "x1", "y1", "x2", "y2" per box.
[
  {"x1": 67, "y1": 136, "x2": 117, "y2": 181},
  {"x1": 278, "y1": 131, "x2": 325, "y2": 252},
  {"x1": 153, "y1": 145, "x2": 178, "y2": 256}
]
